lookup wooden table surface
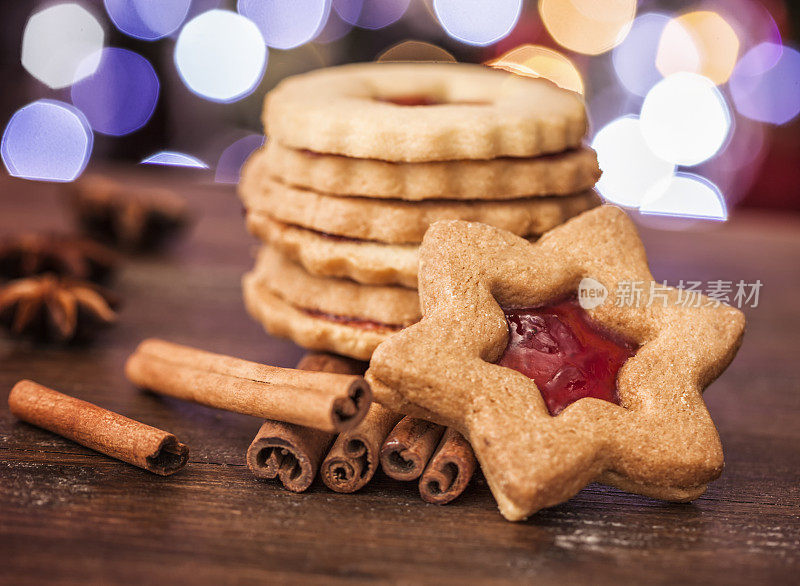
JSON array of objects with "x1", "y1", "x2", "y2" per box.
[{"x1": 1, "y1": 172, "x2": 798, "y2": 585}]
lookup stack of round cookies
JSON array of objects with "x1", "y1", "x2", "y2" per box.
[{"x1": 239, "y1": 63, "x2": 601, "y2": 360}]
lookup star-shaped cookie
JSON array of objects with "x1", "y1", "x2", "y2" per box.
[{"x1": 366, "y1": 206, "x2": 745, "y2": 521}]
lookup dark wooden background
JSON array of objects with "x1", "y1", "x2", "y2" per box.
[{"x1": 1, "y1": 171, "x2": 798, "y2": 585}]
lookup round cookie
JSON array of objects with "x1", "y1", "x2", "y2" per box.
[
  {"x1": 243, "y1": 276, "x2": 390, "y2": 361},
  {"x1": 239, "y1": 148, "x2": 264, "y2": 202},
  {"x1": 252, "y1": 246, "x2": 421, "y2": 326},
  {"x1": 247, "y1": 215, "x2": 419, "y2": 288},
  {"x1": 264, "y1": 62, "x2": 587, "y2": 162},
  {"x1": 240, "y1": 169, "x2": 601, "y2": 245},
  {"x1": 264, "y1": 142, "x2": 601, "y2": 200}
]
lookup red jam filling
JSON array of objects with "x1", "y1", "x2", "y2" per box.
[
  {"x1": 379, "y1": 95, "x2": 443, "y2": 106},
  {"x1": 302, "y1": 308, "x2": 402, "y2": 332},
  {"x1": 377, "y1": 95, "x2": 489, "y2": 107},
  {"x1": 497, "y1": 298, "x2": 637, "y2": 416}
]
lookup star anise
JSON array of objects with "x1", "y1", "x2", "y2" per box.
[
  {"x1": 0, "y1": 232, "x2": 119, "y2": 283},
  {"x1": 68, "y1": 174, "x2": 192, "y2": 251},
  {"x1": 0, "y1": 275, "x2": 120, "y2": 343}
]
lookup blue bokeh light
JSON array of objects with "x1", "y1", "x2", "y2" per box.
[
  {"x1": 185, "y1": 0, "x2": 222, "y2": 21},
  {"x1": 334, "y1": 0, "x2": 409, "y2": 31},
  {"x1": 71, "y1": 48, "x2": 159, "y2": 136},
  {"x1": 174, "y1": 10, "x2": 267, "y2": 103},
  {"x1": 314, "y1": 9, "x2": 353, "y2": 43},
  {"x1": 237, "y1": 0, "x2": 330, "y2": 49},
  {"x1": 141, "y1": 151, "x2": 209, "y2": 168},
  {"x1": 215, "y1": 135, "x2": 265, "y2": 183},
  {"x1": 104, "y1": 0, "x2": 191, "y2": 41},
  {"x1": 433, "y1": 0, "x2": 522, "y2": 47},
  {"x1": 730, "y1": 43, "x2": 800, "y2": 125},
  {"x1": 2, "y1": 99, "x2": 93, "y2": 182},
  {"x1": 612, "y1": 13, "x2": 671, "y2": 97}
]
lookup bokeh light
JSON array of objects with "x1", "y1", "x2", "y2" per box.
[
  {"x1": 141, "y1": 151, "x2": 208, "y2": 168},
  {"x1": 434, "y1": 0, "x2": 521, "y2": 47},
  {"x1": 71, "y1": 48, "x2": 159, "y2": 136},
  {"x1": 185, "y1": 0, "x2": 223, "y2": 21},
  {"x1": 656, "y1": 11, "x2": 740, "y2": 85},
  {"x1": 377, "y1": 40, "x2": 455, "y2": 62},
  {"x1": 700, "y1": 114, "x2": 766, "y2": 205},
  {"x1": 612, "y1": 13, "x2": 670, "y2": 97},
  {"x1": 730, "y1": 43, "x2": 800, "y2": 125},
  {"x1": 539, "y1": 0, "x2": 636, "y2": 56},
  {"x1": 314, "y1": 10, "x2": 353, "y2": 43},
  {"x1": 334, "y1": 0, "x2": 410, "y2": 30},
  {"x1": 104, "y1": 0, "x2": 191, "y2": 41},
  {"x1": 716, "y1": 0, "x2": 782, "y2": 57},
  {"x1": 21, "y1": 3, "x2": 105, "y2": 89},
  {"x1": 587, "y1": 83, "x2": 641, "y2": 133},
  {"x1": 2, "y1": 100, "x2": 93, "y2": 182},
  {"x1": 216, "y1": 135, "x2": 265, "y2": 183},
  {"x1": 174, "y1": 10, "x2": 267, "y2": 103},
  {"x1": 640, "y1": 173, "x2": 727, "y2": 221},
  {"x1": 237, "y1": 0, "x2": 330, "y2": 50},
  {"x1": 640, "y1": 72, "x2": 731, "y2": 167},
  {"x1": 488, "y1": 44, "x2": 583, "y2": 94},
  {"x1": 591, "y1": 116, "x2": 675, "y2": 209}
]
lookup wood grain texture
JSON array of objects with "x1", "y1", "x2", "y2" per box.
[{"x1": 1, "y1": 172, "x2": 798, "y2": 584}]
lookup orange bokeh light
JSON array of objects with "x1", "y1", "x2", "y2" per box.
[
  {"x1": 488, "y1": 44, "x2": 584, "y2": 94},
  {"x1": 656, "y1": 11, "x2": 739, "y2": 85},
  {"x1": 538, "y1": 0, "x2": 636, "y2": 56},
  {"x1": 377, "y1": 40, "x2": 456, "y2": 63}
]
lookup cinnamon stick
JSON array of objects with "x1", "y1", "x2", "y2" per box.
[
  {"x1": 125, "y1": 339, "x2": 371, "y2": 432},
  {"x1": 380, "y1": 416, "x2": 445, "y2": 481},
  {"x1": 8, "y1": 379, "x2": 188, "y2": 475},
  {"x1": 246, "y1": 352, "x2": 366, "y2": 492},
  {"x1": 321, "y1": 404, "x2": 403, "y2": 493},
  {"x1": 419, "y1": 428, "x2": 477, "y2": 505},
  {"x1": 246, "y1": 420, "x2": 332, "y2": 492}
]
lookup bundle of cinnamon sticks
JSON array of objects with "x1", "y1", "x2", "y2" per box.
[
  {"x1": 124, "y1": 340, "x2": 478, "y2": 504},
  {"x1": 8, "y1": 338, "x2": 478, "y2": 506}
]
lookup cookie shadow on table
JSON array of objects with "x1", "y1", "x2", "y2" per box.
[{"x1": 535, "y1": 483, "x2": 704, "y2": 519}]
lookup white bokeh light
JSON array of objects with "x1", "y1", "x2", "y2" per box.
[
  {"x1": 640, "y1": 73, "x2": 731, "y2": 167},
  {"x1": 591, "y1": 116, "x2": 675, "y2": 208},
  {"x1": 2, "y1": 100, "x2": 93, "y2": 182},
  {"x1": 237, "y1": 0, "x2": 330, "y2": 49},
  {"x1": 434, "y1": 0, "x2": 522, "y2": 47},
  {"x1": 141, "y1": 151, "x2": 208, "y2": 168},
  {"x1": 640, "y1": 173, "x2": 727, "y2": 221},
  {"x1": 174, "y1": 10, "x2": 267, "y2": 103},
  {"x1": 21, "y1": 3, "x2": 105, "y2": 89}
]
